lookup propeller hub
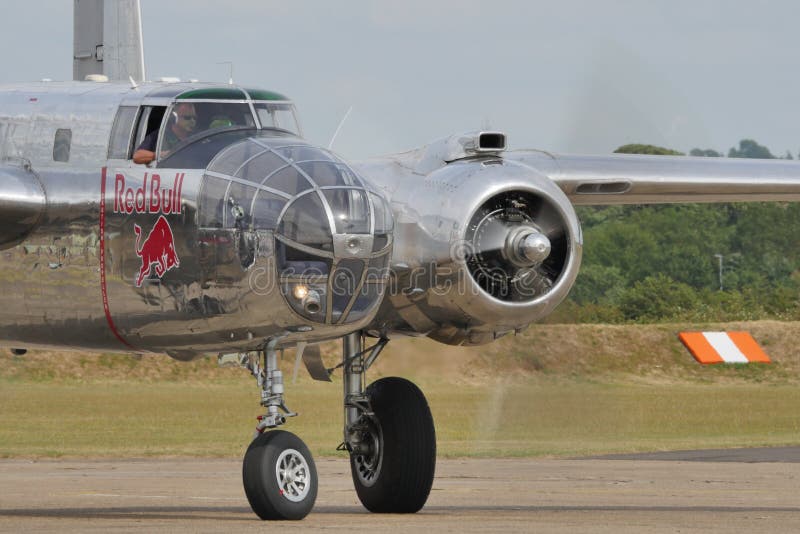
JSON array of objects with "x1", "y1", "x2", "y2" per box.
[
  {"x1": 520, "y1": 232, "x2": 551, "y2": 264},
  {"x1": 505, "y1": 227, "x2": 551, "y2": 267}
]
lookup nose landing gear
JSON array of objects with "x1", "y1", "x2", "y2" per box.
[{"x1": 239, "y1": 338, "x2": 318, "y2": 520}]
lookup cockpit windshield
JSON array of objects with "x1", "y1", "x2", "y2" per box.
[
  {"x1": 163, "y1": 102, "x2": 300, "y2": 146},
  {"x1": 155, "y1": 101, "x2": 301, "y2": 166},
  {"x1": 159, "y1": 102, "x2": 254, "y2": 156},
  {"x1": 254, "y1": 103, "x2": 300, "y2": 135}
]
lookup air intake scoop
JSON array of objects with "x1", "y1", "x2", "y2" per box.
[{"x1": 443, "y1": 131, "x2": 507, "y2": 162}]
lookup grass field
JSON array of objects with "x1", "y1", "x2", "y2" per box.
[
  {"x1": 2, "y1": 321, "x2": 800, "y2": 459},
  {"x1": 2, "y1": 379, "x2": 799, "y2": 459}
]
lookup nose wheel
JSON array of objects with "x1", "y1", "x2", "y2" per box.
[
  {"x1": 243, "y1": 430, "x2": 318, "y2": 520},
  {"x1": 238, "y1": 338, "x2": 317, "y2": 520}
]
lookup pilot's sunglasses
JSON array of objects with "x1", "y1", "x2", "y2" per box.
[{"x1": 181, "y1": 115, "x2": 197, "y2": 121}]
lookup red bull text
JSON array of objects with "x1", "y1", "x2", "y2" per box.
[{"x1": 113, "y1": 172, "x2": 184, "y2": 215}]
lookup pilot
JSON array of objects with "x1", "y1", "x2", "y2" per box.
[{"x1": 133, "y1": 103, "x2": 198, "y2": 164}]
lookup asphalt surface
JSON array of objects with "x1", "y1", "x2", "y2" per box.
[
  {"x1": 583, "y1": 446, "x2": 800, "y2": 463},
  {"x1": 1, "y1": 450, "x2": 800, "y2": 533}
]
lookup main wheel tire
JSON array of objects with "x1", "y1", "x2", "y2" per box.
[
  {"x1": 243, "y1": 430, "x2": 318, "y2": 520},
  {"x1": 350, "y1": 377, "x2": 436, "y2": 513}
]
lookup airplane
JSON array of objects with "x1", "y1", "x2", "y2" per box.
[{"x1": 3, "y1": 0, "x2": 800, "y2": 521}]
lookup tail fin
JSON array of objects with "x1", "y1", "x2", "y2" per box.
[{"x1": 73, "y1": 0, "x2": 145, "y2": 82}]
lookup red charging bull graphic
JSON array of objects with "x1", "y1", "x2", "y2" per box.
[{"x1": 133, "y1": 215, "x2": 180, "y2": 287}]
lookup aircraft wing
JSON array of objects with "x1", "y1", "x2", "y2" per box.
[{"x1": 506, "y1": 150, "x2": 800, "y2": 205}]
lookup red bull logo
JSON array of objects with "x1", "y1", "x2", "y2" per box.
[{"x1": 133, "y1": 215, "x2": 180, "y2": 287}]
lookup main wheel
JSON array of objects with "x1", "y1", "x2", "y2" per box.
[
  {"x1": 349, "y1": 377, "x2": 436, "y2": 513},
  {"x1": 243, "y1": 430, "x2": 318, "y2": 520}
]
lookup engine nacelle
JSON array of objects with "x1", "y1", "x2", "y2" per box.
[
  {"x1": 368, "y1": 156, "x2": 582, "y2": 345},
  {"x1": 0, "y1": 163, "x2": 45, "y2": 251}
]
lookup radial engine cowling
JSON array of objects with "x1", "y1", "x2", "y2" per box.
[{"x1": 371, "y1": 158, "x2": 582, "y2": 346}]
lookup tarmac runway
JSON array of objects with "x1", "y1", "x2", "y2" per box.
[{"x1": 1, "y1": 449, "x2": 800, "y2": 533}]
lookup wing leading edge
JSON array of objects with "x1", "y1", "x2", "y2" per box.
[{"x1": 507, "y1": 150, "x2": 800, "y2": 205}]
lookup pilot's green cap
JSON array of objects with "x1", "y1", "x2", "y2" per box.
[{"x1": 210, "y1": 117, "x2": 234, "y2": 129}]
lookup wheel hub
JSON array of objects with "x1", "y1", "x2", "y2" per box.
[
  {"x1": 352, "y1": 416, "x2": 383, "y2": 487},
  {"x1": 275, "y1": 448, "x2": 312, "y2": 502}
]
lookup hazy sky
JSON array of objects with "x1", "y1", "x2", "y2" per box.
[{"x1": 0, "y1": 1, "x2": 798, "y2": 160}]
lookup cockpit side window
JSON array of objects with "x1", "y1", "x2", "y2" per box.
[
  {"x1": 132, "y1": 105, "x2": 167, "y2": 158},
  {"x1": 108, "y1": 106, "x2": 139, "y2": 159}
]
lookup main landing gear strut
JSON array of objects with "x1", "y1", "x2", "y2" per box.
[{"x1": 238, "y1": 332, "x2": 436, "y2": 520}]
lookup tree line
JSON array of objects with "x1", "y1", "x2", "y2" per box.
[{"x1": 552, "y1": 139, "x2": 800, "y2": 324}]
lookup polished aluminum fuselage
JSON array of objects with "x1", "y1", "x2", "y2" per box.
[
  {"x1": 5, "y1": 82, "x2": 800, "y2": 355},
  {"x1": 0, "y1": 82, "x2": 379, "y2": 355}
]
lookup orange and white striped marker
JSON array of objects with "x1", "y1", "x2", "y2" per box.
[{"x1": 678, "y1": 332, "x2": 771, "y2": 364}]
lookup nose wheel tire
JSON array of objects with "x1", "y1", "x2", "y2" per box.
[
  {"x1": 243, "y1": 430, "x2": 318, "y2": 520},
  {"x1": 349, "y1": 377, "x2": 436, "y2": 513}
]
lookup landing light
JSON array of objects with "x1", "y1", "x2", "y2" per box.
[{"x1": 293, "y1": 284, "x2": 309, "y2": 300}]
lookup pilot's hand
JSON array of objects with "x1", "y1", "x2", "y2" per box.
[{"x1": 133, "y1": 149, "x2": 155, "y2": 165}]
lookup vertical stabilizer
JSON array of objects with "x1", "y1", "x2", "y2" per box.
[{"x1": 73, "y1": 0, "x2": 146, "y2": 82}]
